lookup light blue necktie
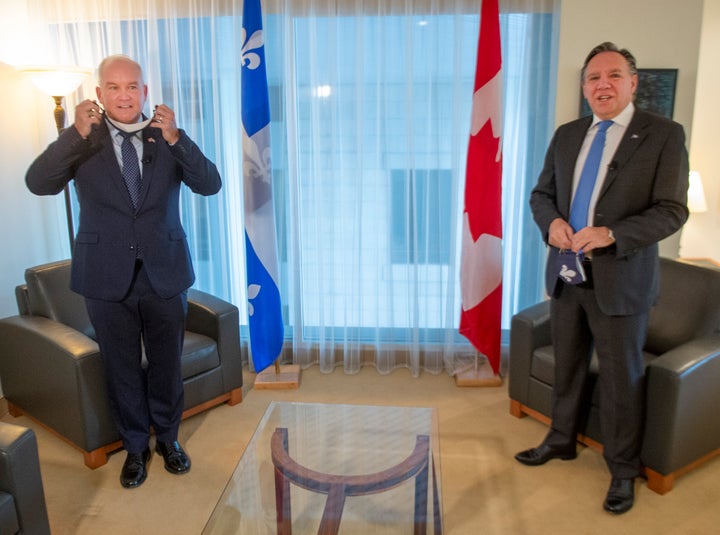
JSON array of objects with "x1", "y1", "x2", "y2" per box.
[
  {"x1": 118, "y1": 131, "x2": 142, "y2": 209},
  {"x1": 569, "y1": 120, "x2": 613, "y2": 231}
]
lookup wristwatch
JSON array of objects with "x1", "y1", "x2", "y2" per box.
[{"x1": 608, "y1": 228, "x2": 616, "y2": 242}]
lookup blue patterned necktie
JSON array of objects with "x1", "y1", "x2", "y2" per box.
[
  {"x1": 118, "y1": 131, "x2": 142, "y2": 209},
  {"x1": 569, "y1": 120, "x2": 613, "y2": 231}
]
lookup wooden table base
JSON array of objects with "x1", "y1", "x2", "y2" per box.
[{"x1": 271, "y1": 427, "x2": 441, "y2": 535}]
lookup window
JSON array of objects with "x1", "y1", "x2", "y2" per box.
[{"x1": 391, "y1": 169, "x2": 452, "y2": 265}]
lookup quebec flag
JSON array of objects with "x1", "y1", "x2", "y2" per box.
[{"x1": 241, "y1": 0, "x2": 284, "y2": 373}]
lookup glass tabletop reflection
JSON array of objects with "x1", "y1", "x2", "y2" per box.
[{"x1": 203, "y1": 401, "x2": 442, "y2": 534}]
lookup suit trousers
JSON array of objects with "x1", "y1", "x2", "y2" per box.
[
  {"x1": 85, "y1": 261, "x2": 187, "y2": 453},
  {"x1": 546, "y1": 280, "x2": 647, "y2": 479}
]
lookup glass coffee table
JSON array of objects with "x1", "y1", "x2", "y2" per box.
[{"x1": 203, "y1": 401, "x2": 443, "y2": 534}]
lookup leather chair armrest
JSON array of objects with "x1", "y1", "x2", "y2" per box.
[
  {"x1": 14, "y1": 284, "x2": 30, "y2": 316},
  {"x1": 642, "y1": 335, "x2": 720, "y2": 474},
  {"x1": 0, "y1": 316, "x2": 118, "y2": 451},
  {"x1": 0, "y1": 422, "x2": 50, "y2": 535},
  {"x1": 186, "y1": 289, "x2": 238, "y2": 340},
  {"x1": 509, "y1": 300, "x2": 551, "y2": 403},
  {"x1": 186, "y1": 289, "x2": 243, "y2": 390}
]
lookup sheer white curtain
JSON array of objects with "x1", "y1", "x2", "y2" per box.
[{"x1": 27, "y1": 0, "x2": 557, "y2": 377}]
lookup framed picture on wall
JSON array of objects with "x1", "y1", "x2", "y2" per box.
[{"x1": 580, "y1": 68, "x2": 678, "y2": 119}]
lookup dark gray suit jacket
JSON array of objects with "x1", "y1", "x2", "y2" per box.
[
  {"x1": 26, "y1": 120, "x2": 221, "y2": 301},
  {"x1": 530, "y1": 109, "x2": 689, "y2": 316}
]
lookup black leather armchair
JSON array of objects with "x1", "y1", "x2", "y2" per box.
[
  {"x1": 0, "y1": 421, "x2": 50, "y2": 535},
  {"x1": 509, "y1": 257, "x2": 720, "y2": 494},
  {"x1": 0, "y1": 259, "x2": 243, "y2": 469}
]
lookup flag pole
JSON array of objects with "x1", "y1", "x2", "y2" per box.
[
  {"x1": 255, "y1": 359, "x2": 301, "y2": 390},
  {"x1": 240, "y1": 0, "x2": 300, "y2": 390},
  {"x1": 454, "y1": 358, "x2": 503, "y2": 387}
]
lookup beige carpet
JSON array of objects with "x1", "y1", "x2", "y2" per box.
[{"x1": 4, "y1": 366, "x2": 719, "y2": 534}]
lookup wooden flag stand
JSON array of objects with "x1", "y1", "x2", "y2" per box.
[
  {"x1": 454, "y1": 360, "x2": 503, "y2": 388},
  {"x1": 254, "y1": 360, "x2": 301, "y2": 390}
]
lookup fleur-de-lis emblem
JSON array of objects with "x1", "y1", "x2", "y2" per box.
[
  {"x1": 243, "y1": 128, "x2": 272, "y2": 190},
  {"x1": 241, "y1": 28, "x2": 264, "y2": 70},
  {"x1": 247, "y1": 283, "x2": 261, "y2": 316},
  {"x1": 559, "y1": 264, "x2": 577, "y2": 282}
]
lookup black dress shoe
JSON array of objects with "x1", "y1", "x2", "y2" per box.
[
  {"x1": 604, "y1": 478, "x2": 634, "y2": 514},
  {"x1": 120, "y1": 448, "x2": 151, "y2": 488},
  {"x1": 514, "y1": 443, "x2": 577, "y2": 466},
  {"x1": 155, "y1": 440, "x2": 191, "y2": 474}
]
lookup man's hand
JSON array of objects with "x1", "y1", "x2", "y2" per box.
[
  {"x1": 571, "y1": 226, "x2": 615, "y2": 253},
  {"x1": 548, "y1": 218, "x2": 574, "y2": 250},
  {"x1": 151, "y1": 104, "x2": 181, "y2": 145},
  {"x1": 549, "y1": 219, "x2": 615, "y2": 253},
  {"x1": 74, "y1": 99, "x2": 102, "y2": 139}
]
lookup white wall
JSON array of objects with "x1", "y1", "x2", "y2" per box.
[
  {"x1": 0, "y1": 62, "x2": 70, "y2": 318},
  {"x1": 682, "y1": 0, "x2": 720, "y2": 260},
  {"x1": 0, "y1": 1, "x2": 71, "y2": 317},
  {"x1": 555, "y1": 0, "x2": 703, "y2": 129}
]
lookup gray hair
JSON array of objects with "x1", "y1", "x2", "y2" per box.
[{"x1": 581, "y1": 42, "x2": 637, "y2": 81}]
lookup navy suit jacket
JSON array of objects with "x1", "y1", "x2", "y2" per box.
[
  {"x1": 26, "y1": 120, "x2": 221, "y2": 301},
  {"x1": 530, "y1": 109, "x2": 689, "y2": 316}
]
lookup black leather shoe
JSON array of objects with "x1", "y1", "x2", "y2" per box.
[
  {"x1": 155, "y1": 440, "x2": 191, "y2": 474},
  {"x1": 514, "y1": 443, "x2": 577, "y2": 466},
  {"x1": 120, "y1": 448, "x2": 151, "y2": 488},
  {"x1": 604, "y1": 478, "x2": 634, "y2": 514}
]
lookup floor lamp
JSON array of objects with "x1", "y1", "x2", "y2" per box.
[{"x1": 21, "y1": 65, "x2": 93, "y2": 251}]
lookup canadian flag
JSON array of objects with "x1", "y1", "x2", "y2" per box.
[{"x1": 459, "y1": 0, "x2": 503, "y2": 375}]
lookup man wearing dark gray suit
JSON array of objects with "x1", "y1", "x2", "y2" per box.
[
  {"x1": 26, "y1": 55, "x2": 221, "y2": 488},
  {"x1": 515, "y1": 42, "x2": 689, "y2": 514}
]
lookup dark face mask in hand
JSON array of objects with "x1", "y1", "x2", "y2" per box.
[{"x1": 555, "y1": 249, "x2": 586, "y2": 285}]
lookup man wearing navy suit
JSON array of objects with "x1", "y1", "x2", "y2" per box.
[
  {"x1": 26, "y1": 55, "x2": 222, "y2": 488},
  {"x1": 515, "y1": 43, "x2": 689, "y2": 513}
]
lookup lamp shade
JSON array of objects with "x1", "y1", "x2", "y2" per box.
[
  {"x1": 687, "y1": 171, "x2": 708, "y2": 213},
  {"x1": 20, "y1": 65, "x2": 93, "y2": 97}
]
